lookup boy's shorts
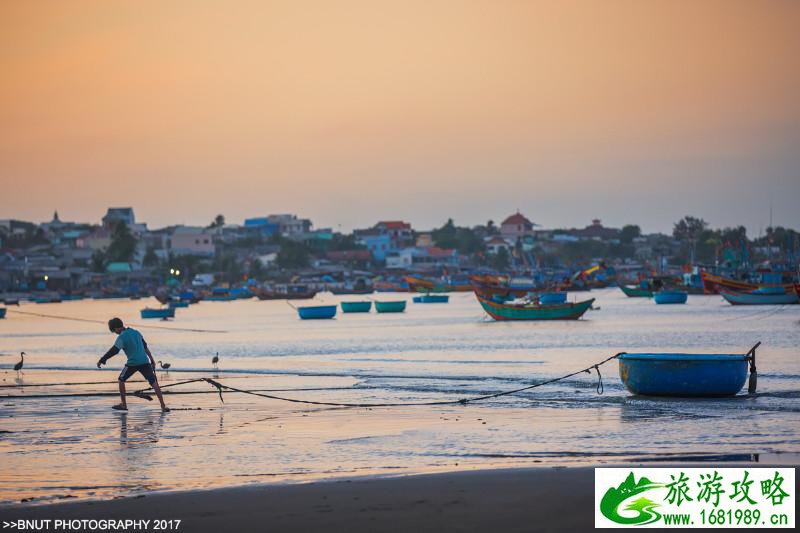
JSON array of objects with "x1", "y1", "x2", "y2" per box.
[{"x1": 118, "y1": 363, "x2": 157, "y2": 385}]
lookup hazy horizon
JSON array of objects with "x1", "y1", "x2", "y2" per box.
[{"x1": 2, "y1": 0, "x2": 799, "y2": 235}]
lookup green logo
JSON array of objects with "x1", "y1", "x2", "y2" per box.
[{"x1": 600, "y1": 472, "x2": 664, "y2": 525}]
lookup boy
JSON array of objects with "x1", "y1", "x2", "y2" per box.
[{"x1": 97, "y1": 317, "x2": 169, "y2": 412}]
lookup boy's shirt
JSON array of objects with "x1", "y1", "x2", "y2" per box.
[{"x1": 114, "y1": 328, "x2": 150, "y2": 366}]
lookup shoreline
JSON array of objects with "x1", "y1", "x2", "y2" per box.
[
  {"x1": 2, "y1": 466, "x2": 596, "y2": 532},
  {"x1": 3, "y1": 464, "x2": 796, "y2": 532}
]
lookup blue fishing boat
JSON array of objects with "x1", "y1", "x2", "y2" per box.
[
  {"x1": 374, "y1": 300, "x2": 407, "y2": 313},
  {"x1": 297, "y1": 305, "x2": 337, "y2": 320},
  {"x1": 140, "y1": 307, "x2": 175, "y2": 319},
  {"x1": 0, "y1": 308, "x2": 6, "y2": 319},
  {"x1": 341, "y1": 301, "x2": 372, "y2": 313},
  {"x1": 539, "y1": 292, "x2": 567, "y2": 305},
  {"x1": 720, "y1": 289, "x2": 798, "y2": 306},
  {"x1": 618, "y1": 343, "x2": 759, "y2": 397},
  {"x1": 168, "y1": 300, "x2": 190, "y2": 309},
  {"x1": 653, "y1": 290, "x2": 688, "y2": 304},
  {"x1": 412, "y1": 294, "x2": 449, "y2": 303}
]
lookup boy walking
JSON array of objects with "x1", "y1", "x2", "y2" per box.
[{"x1": 97, "y1": 317, "x2": 169, "y2": 412}]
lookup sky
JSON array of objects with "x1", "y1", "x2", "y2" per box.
[{"x1": 1, "y1": 0, "x2": 799, "y2": 235}]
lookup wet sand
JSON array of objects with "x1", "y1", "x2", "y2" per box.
[{"x1": 2, "y1": 467, "x2": 595, "y2": 532}]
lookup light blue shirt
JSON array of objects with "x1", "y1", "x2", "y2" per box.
[{"x1": 114, "y1": 328, "x2": 150, "y2": 366}]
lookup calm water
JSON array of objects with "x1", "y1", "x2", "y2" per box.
[{"x1": 1, "y1": 289, "x2": 799, "y2": 504}]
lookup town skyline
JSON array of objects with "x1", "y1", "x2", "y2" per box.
[{"x1": 3, "y1": 1, "x2": 799, "y2": 235}]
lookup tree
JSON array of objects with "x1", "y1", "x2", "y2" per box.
[
  {"x1": 208, "y1": 214, "x2": 225, "y2": 229},
  {"x1": 105, "y1": 222, "x2": 137, "y2": 263},
  {"x1": 620, "y1": 224, "x2": 641, "y2": 244},
  {"x1": 276, "y1": 240, "x2": 310, "y2": 269},
  {"x1": 673, "y1": 216, "x2": 708, "y2": 263},
  {"x1": 492, "y1": 247, "x2": 510, "y2": 270}
]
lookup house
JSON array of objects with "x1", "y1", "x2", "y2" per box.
[
  {"x1": 168, "y1": 226, "x2": 215, "y2": 257},
  {"x1": 76, "y1": 228, "x2": 112, "y2": 251},
  {"x1": 265, "y1": 214, "x2": 312, "y2": 237},
  {"x1": 575, "y1": 219, "x2": 620, "y2": 241},
  {"x1": 500, "y1": 212, "x2": 536, "y2": 240},
  {"x1": 358, "y1": 233, "x2": 393, "y2": 260},
  {"x1": 375, "y1": 221, "x2": 413, "y2": 247},
  {"x1": 243, "y1": 217, "x2": 280, "y2": 237},
  {"x1": 486, "y1": 235, "x2": 512, "y2": 255},
  {"x1": 415, "y1": 232, "x2": 433, "y2": 247}
]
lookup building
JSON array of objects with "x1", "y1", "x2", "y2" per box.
[
  {"x1": 486, "y1": 235, "x2": 512, "y2": 255},
  {"x1": 101, "y1": 207, "x2": 147, "y2": 235},
  {"x1": 243, "y1": 217, "x2": 280, "y2": 237},
  {"x1": 375, "y1": 221, "x2": 413, "y2": 247},
  {"x1": 358, "y1": 233, "x2": 392, "y2": 260},
  {"x1": 265, "y1": 214, "x2": 312, "y2": 237},
  {"x1": 574, "y1": 219, "x2": 620, "y2": 241},
  {"x1": 500, "y1": 212, "x2": 536, "y2": 240},
  {"x1": 168, "y1": 226, "x2": 215, "y2": 257},
  {"x1": 76, "y1": 228, "x2": 112, "y2": 251}
]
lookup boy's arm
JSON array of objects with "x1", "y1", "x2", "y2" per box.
[
  {"x1": 143, "y1": 339, "x2": 155, "y2": 366},
  {"x1": 97, "y1": 346, "x2": 120, "y2": 368}
]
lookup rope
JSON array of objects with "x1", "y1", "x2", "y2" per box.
[
  {"x1": 199, "y1": 352, "x2": 624, "y2": 408},
  {"x1": 6, "y1": 309, "x2": 227, "y2": 333}
]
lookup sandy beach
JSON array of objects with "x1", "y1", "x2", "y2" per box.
[{"x1": 3, "y1": 467, "x2": 596, "y2": 532}]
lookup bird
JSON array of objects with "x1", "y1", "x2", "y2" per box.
[
  {"x1": 13, "y1": 352, "x2": 25, "y2": 373},
  {"x1": 157, "y1": 360, "x2": 171, "y2": 370},
  {"x1": 212, "y1": 352, "x2": 219, "y2": 369}
]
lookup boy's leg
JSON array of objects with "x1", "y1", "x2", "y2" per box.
[
  {"x1": 151, "y1": 380, "x2": 169, "y2": 411},
  {"x1": 141, "y1": 364, "x2": 169, "y2": 411},
  {"x1": 118, "y1": 381, "x2": 128, "y2": 408}
]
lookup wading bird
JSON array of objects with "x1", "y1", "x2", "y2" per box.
[
  {"x1": 212, "y1": 352, "x2": 219, "y2": 369},
  {"x1": 14, "y1": 351, "x2": 25, "y2": 373},
  {"x1": 157, "y1": 360, "x2": 171, "y2": 371}
]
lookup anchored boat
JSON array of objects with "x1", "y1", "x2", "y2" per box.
[
  {"x1": 412, "y1": 294, "x2": 449, "y2": 303},
  {"x1": 340, "y1": 301, "x2": 372, "y2": 313},
  {"x1": 297, "y1": 305, "x2": 337, "y2": 320},
  {"x1": 618, "y1": 343, "x2": 759, "y2": 397},
  {"x1": 140, "y1": 307, "x2": 175, "y2": 319},
  {"x1": 476, "y1": 294, "x2": 594, "y2": 321},
  {"x1": 720, "y1": 288, "x2": 799, "y2": 306},
  {"x1": 0, "y1": 308, "x2": 6, "y2": 319},
  {"x1": 619, "y1": 285, "x2": 653, "y2": 298},
  {"x1": 653, "y1": 290, "x2": 688, "y2": 304},
  {"x1": 374, "y1": 300, "x2": 407, "y2": 313}
]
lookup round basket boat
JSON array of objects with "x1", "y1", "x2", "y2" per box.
[{"x1": 618, "y1": 353, "x2": 751, "y2": 397}]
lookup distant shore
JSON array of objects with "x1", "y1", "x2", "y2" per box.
[{"x1": 4, "y1": 467, "x2": 595, "y2": 532}]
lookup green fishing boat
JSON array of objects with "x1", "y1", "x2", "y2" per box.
[
  {"x1": 476, "y1": 295, "x2": 594, "y2": 321},
  {"x1": 620, "y1": 285, "x2": 652, "y2": 298},
  {"x1": 374, "y1": 300, "x2": 407, "y2": 313}
]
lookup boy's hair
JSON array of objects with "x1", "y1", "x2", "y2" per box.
[{"x1": 108, "y1": 317, "x2": 124, "y2": 332}]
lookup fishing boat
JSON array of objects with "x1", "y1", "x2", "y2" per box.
[
  {"x1": 476, "y1": 294, "x2": 594, "y2": 321},
  {"x1": 719, "y1": 288, "x2": 799, "y2": 306},
  {"x1": 412, "y1": 294, "x2": 449, "y2": 303},
  {"x1": 0, "y1": 308, "x2": 6, "y2": 319},
  {"x1": 538, "y1": 292, "x2": 567, "y2": 305},
  {"x1": 168, "y1": 300, "x2": 190, "y2": 309},
  {"x1": 340, "y1": 301, "x2": 372, "y2": 313},
  {"x1": 297, "y1": 305, "x2": 337, "y2": 320},
  {"x1": 140, "y1": 307, "x2": 175, "y2": 319},
  {"x1": 619, "y1": 285, "x2": 653, "y2": 298},
  {"x1": 255, "y1": 284, "x2": 318, "y2": 300},
  {"x1": 3, "y1": 299, "x2": 19, "y2": 306},
  {"x1": 470, "y1": 275, "x2": 534, "y2": 300},
  {"x1": 700, "y1": 272, "x2": 795, "y2": 295},
  {"x1": 405, "y1": 276, "x2": 472, "y2": 293},
  {"x1": 374, "y1": 300, "x2": 407, "y2": 313},
  {"x1": 618, "y1": 344, "x2": 759, "y2": 397},
  {"x1": 653, "y1": 290, "x2": 688, "y2": 304}
]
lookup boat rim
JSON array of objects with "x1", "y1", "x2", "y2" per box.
[{"x1": 619, "y1": 353, "x2": 748, "y2": 362}]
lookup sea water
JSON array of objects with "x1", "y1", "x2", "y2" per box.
[{"x1": 1, "y1": 289, "x2": 798, "y2": 503}]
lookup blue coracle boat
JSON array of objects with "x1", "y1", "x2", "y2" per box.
[
  {"x1": 412, "y1": 294, "x2": 449, "y2": 303},
  {"x1": 539, "y1": 292, "x2": 567, "y2": 305},
  {"x1": 168, "y1": 300, "x2": 190, "y2": 309},
  {"x1": 140, "y1": 307, "x2": 175, "y2": 319},
  {"x1": 653, "y1": 290, "x2": 688, "y2": 304},
  {"x1": 297, "y1": 305, "x2": 337, "y2": 319},
  {"x1": 0, "y1": 308, "x2": 6, "y2": 319},
  {"x1": 618, "y1": 343, "x2": 759, "y2": 397}
]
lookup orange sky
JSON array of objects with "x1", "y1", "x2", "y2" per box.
[{"x1": 1, "y1": 0, "x2": 799, "y2": 233}]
